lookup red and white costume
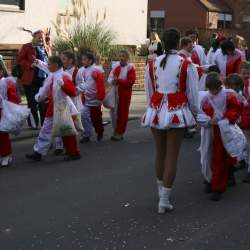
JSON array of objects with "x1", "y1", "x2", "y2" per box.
[
  {"x1": 76, "y1": 64, "x2": 105, "y2": 138},
  {"x1": 144, "y1": 60, "x2": 155, "y2": 105},
  {"x1": 34, "y1": 69, "x2": 80, "y2": 156},
  {"x1": 200, "y1": 89, "x2": 241, "y2": 192},
  {"x1": 239, "y1": 79, "x2": 250, "y2": 173},
  {"x1": 142, "y1": 51, "x2": 199, "y2": 129},
  {"x1": 0, "y1": 77, "x2": 19, "y2": 158},
  {"x1": 213, "y1": 48, "x2": 242, "y2": 78},
  {"x1": 65, "y1": 66, "x2": 78, "y2": 85},
  {"x1": 191, "y1": 44, "x2": 208, "y2": 66},
  {"x1": 108, "y1": 63, "x2": 136, "y2": 135},
  {"x1": 179, "y1": 50, "x2": 205, "y2": 90}
]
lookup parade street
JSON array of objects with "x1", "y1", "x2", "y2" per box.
[{"x1": 0, "y1": 92, "x2": 249, "y2": 250}]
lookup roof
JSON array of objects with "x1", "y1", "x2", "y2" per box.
[{"x1": 199, "y1": 0, "x2": 232, "y2": 13}]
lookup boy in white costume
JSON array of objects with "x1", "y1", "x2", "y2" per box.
[{"x1": 26, "y1": 56, "x2": 81, "y2": 161}]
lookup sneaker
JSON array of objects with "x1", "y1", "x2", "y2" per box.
[
  {"x1": 64, "y1": 154, "x2": 81, "y2": 161},
  {"x1": 1, "y1": 156, "x2": 12, "y2": 167},
  {"x1": 26, "y1": 152, "x2": 42, "y2": 161},
  {"x1": 111, "y1": 135, "x2": 124, "y2": 141},
  {"x1": 80, "y1": 137, "x2": 90, "y2": 144},
  {"x1": 204, "y1": 182, "x2": 212, "y2": 194},
  {"x1": 242, "y1": 173, "x2": 250, "y2": 183},
  {"x1": 54, "y1": 149, "x2": 64, "y2": 156},
  {"x1": 97, "y1": 134, "x2": 103, "y2": 142},
  {"x1": 228, "y1": 169, "x2": 236, "y2": 187},
  {"x1": 211, "y1": 192, "x2": 222, "y2": 201}
]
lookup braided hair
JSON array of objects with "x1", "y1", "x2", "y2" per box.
[{"x1": 160, "y1": 28, "x2": 180, "y2": 69}]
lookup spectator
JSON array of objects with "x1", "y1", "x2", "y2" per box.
[{"x1": 17, "y1": 30, "x2": 49, "y2": 128}]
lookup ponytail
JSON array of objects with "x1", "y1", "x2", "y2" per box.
[{"x1": 159, "y1": 28, "x2": 180, "y2": 70}]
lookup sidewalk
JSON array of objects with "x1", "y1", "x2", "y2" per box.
[{"x1": 12, "y1": 91, "x2": 147, "y2": 142}]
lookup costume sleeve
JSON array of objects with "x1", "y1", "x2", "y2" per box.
[
  {"x1": 224, "y1": 93, "x2": 241, "y2": 123},
  {"x1": 7, "y1": 81, "x2": 19, "y2": 104},
  {"x1": 234, "y1": 57, "x2": 242, "y2": 74},
  {"x1": 186, "y1": 64, "x2": 199, "y2": 116},
  {"x1": 107, "y1": 69, "x2": 115, "y2": 86},
  {"x1": 117, "y1": 66, "x2": 136, "y2": 88},
  {"x1": 35, "y1": 76, "x2": 51, "y2": 102},
  {"x1": 17, "y1": 45, "x2": 32, "y2": 70},
  {"x1": 144, "y1": 62, "x2": 155, "y2": 105},
  {"x1": 93, "y1": 70, "x2": 105, "y2": 101},
  {"x1": 61, "y1": 75, "x2": 77, "y2": 97}
]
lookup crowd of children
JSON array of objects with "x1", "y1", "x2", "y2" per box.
[
  {"x1": 1, "y1": 28, "x2": 250, "y2": 213},
  {"x1": 0, "y1": 33, "x2": 136, "y2": 166},
  {"x1": 144, "y1": 28, "x2": 250, "y2": 213}
]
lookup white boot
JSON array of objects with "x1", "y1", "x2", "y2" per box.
[
  {"x1": 158, "y1": 187, "x2": 174, "y2": 214},
  {"x1": 1, "y1": 155, "x2": 12, "y2": 167},
  {"x1": 156, "y1": 179, "x2": 164, "y2": 198}
]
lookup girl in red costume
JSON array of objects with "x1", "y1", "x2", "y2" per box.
[{"x1": 108, "y1": 51, "x2": 136, "y2": 141}]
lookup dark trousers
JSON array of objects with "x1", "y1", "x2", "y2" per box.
[{"x1": 23, "y1": 77, "x2": 47, "y2": 127}]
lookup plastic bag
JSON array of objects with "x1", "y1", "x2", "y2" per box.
[
  {"x1": 66, "y1": 96, "x2": 84, "y2": 133},
  {"x1": 0, "y1": 99, "x2": 30, "y2": 135},
  {"x1": 218, "y1": 119, "x2": 247, "y2": 158},
  {"x1": 52, "y1": 86, "x2": 77, "y2": 137},
  {"x1": 103, "y1": 85, "x2": 117, "y2": 109}
]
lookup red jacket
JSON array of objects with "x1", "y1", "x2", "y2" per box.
[{"x1": 17, "y1": 43, "x2": 48, "y2": 85}]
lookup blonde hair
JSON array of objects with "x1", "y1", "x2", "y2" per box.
[{"x1": 150, "y1": 32, "x2": 161, "y2": 43}]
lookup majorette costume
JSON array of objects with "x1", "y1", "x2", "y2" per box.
[
  {"x1": 108, "y1": 62, "x2": 136, "y2": 135},
  {"x1": 0, "y1": 77, "x2": 19, "y2": 166},
  {"x1": 178, "y1": 50, "x2": 205, "y2": 90},
  {"x1": 191, "y1": 44, "x2": 208, "y2": 66},
  {"x1": 142, "y1": 51, "x2": 199, "y2": 130},
  {"x1": 31, "y1": 69, "x2": 80, "y2": 158},
  {"x1": 76, "y1": 64, "x2": 105, "y2": 140},
  {"x1": 213, "y1": 48, "x2": 242, "y2": 78},
  {"x1": 199, "y1": 89, "x2": 241, "y2": 193},
  {"x1": 239, "y1": 79, "x2": 250, "y2": 176}
]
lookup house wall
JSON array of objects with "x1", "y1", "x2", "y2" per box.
[
  {"x1": 0, "y1": 0, "x2": 63, "y2": 46},
  {"x1": 59, "y1": 0, "x2": 148, "y2": 46},
  {"x1": 0, "y1": 0, "x2": 148, "y2": 47}
]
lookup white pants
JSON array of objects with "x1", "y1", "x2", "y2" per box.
[
  {"x1": 81, "y1": 105, "x2": 93, "y2": 138},
  {"x1": 34, "y1": 117, "x2": 54, "y2": 156}
]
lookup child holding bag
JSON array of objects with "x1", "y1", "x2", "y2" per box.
[
  {"x1": 26, "y1": 56, "x2": 81, "y2": 162},
  {"x1": 199, "y1": 72, "x2": 241, "y2": 201}
]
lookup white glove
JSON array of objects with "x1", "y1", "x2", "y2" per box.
[{"x1": 77, "y1": 81, "x2": 87, "y2": 93}]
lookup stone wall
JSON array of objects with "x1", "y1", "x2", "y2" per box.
[{"x1": 1, "y1": 49, "x2": 146, "y2": 90}]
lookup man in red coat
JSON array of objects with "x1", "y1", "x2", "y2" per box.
[{"x1": 17, "y1": 30, "x2": 48, "y2": 128}]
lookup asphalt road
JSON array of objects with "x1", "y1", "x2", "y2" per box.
[{"x1": 1, "y1": 120, "x2": 250, "y2": 250}]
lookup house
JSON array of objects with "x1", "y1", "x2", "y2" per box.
[{"x1": 148, "y1": 0, "x2": 233, "y2": 35}]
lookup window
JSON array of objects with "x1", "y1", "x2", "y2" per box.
[
  {"x1": 0, "y1": 0, "x2": 25, "y2": 11},
  {"x1": 217, "y1": 13, "x2": 232, "y2": 29},
  {"x1": 150, "y1": 11, "x2": 165, "y2": 37}
]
